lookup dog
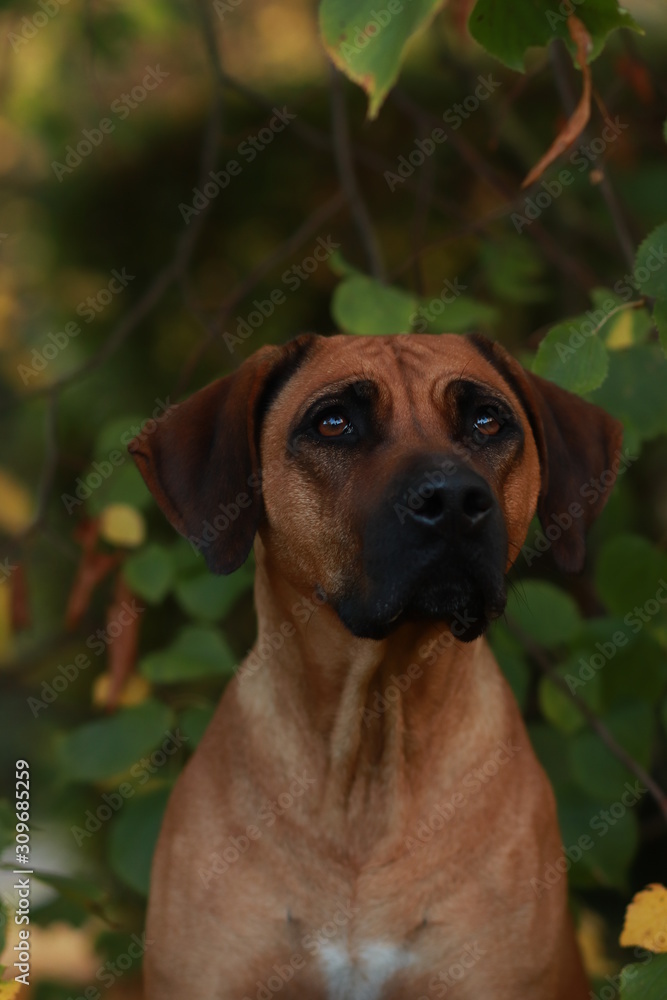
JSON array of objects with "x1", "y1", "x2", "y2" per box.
[{"x1": 129, "y1": 332, "x2": 623, "y2": 999}]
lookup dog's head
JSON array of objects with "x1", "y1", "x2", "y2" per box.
[{"x1": 129, "y1": 334, "x2": 623, "y2": 641}]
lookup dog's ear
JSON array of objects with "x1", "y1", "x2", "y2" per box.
[
  {"x1": 128, "y1": 335, "x2": 316, "y2": 574},
  {"x1": 468, "y1": 334, "x2": 624, "y2": 573}
]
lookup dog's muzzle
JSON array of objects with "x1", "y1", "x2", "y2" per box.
[{"x1": 335, "y1": 454, "x2": 508, "y2": 641}]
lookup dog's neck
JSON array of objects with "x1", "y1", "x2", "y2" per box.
[{"x1": 234, "y1": 545, "x2": 504, "y2": 856}]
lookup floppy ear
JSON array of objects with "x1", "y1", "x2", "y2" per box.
[
  {"x1": 128, "y1": 335, "x2": 316, "y2": 574},
  {"x1": 468, "y1": 334, "x2": 624, "y2": 573}
]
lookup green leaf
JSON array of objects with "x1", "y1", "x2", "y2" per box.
[
  {"x1": 85, "y1": 462, "x2": 151, "y2": 515},
  {"x1": 319, "y1": 0, "x2": 445, "y2": 118},
  {"x1": 328, "y1": 250, "x2": 362, "y2": 278},
  {"x1": 171, "y1": 537, "x2": 207, "y2": 576},
  {"x1": 94, "y1": 416, "x2": 145, "y2": 460},
  {"x1": 178, "y1": 703, "x2": 216, "y2": 747},
  {"x1": 653, "y1": 300, "x2": 667, "y2": 356},
  {"x1": 123, "y1": 544, "x2": 174, "y2": 604},
  {"x1": 532, "y1": 320, "x2": 609, "y2": 395},
  {"x1": 601, "y1": 633, "x2": 667, "y2": 709},
  {"x1": 506, "y1": 580, "x2": 581, "y2": 648},
  {"x1": 529, "y1": 723, "x2": 573, "y2": 790},
  {"x1": 590, "y1": 288, "x2": 652, "y2": 349},
  {"x1": 590, "y1": 345, "x2": 667, "y2": 444},
  {"x1": 620, "y1": 954, "x2": 667, "y2": 1000},
  {"x1": 332, "y1": 275, "x2": 418, "y2": 334},
  {"x1": 28, "y1": 871, "x2": 107, "y2": 911},
  {"x1": 139, "y1": 626, "x2": 237, "y2": 683},
  {"x1": 108, "y1": 785, "x2": 171, "y2": 896},
  {"x1": 468, "y1": 0, "x2": 641, "y2": 73},
  {"x1": 596, "y1": 535, "x2": 667, "y2": 617},
  {"x1": 635, "y1": 224, "x2": 667, "y2": 299},
  {"x1": 417, "y1": 295, "x2": 498, "y2": 332},
  {"x1": 59, "y1": 700, "x2": 175, "y2": 782},
  {"x1": 569, "y1": 702, "x2": 653, "y2": 801},
  {"x1": 539, "y1": 673, "x2": 588, "y2": 736},
  {"x1": 555, "y1": 782, "x2": 638, "y2": 890},
  {"x1": 174, "y1": 565, "x2": 253, "y2": 621},
  {"x1": 481, "y1": 237, "x2": 549, "y2": 304}
]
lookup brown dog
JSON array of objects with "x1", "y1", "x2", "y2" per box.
[{"x1": 129, "y1": 333, "x2": 622, "y2": 999}]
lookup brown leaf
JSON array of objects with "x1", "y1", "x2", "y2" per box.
[
  {"x1": 104, "y1": 573, "x2": 143, "y2": 712},
  {"x1": 521, "y1": 16, "x2": 593, "y2": 190},
  {"x1": 10, "y1": 562, "x2": 30, "y2": 632},
  {"x1": 65, "y1": 519, "x2": 121, "y2": 630}
]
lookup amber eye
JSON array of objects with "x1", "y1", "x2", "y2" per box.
[
  {"x1": 316, "y1": 411, "x2": 352, "y2": 437},
  {"x1": 473, "y1": 410, "x2": 502, "y2": 437}
]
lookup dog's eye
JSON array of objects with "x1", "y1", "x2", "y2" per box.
[
  {"x1": 473, "y1": 409, "x2": 502, "y2": 437},
  {"x1": 316, "y1": 410, "x2": 353, "y2": 438}
]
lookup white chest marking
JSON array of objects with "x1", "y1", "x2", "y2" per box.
[{"x1": 319, "y1": 940, "x2": 415, "y2": 1000}]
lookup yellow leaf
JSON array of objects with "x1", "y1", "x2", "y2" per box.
[
  {"x1": 577, "y1": 908, "x2": 618, "y2": 978},
  {"x1": 605, "y1": 310, "x2": 634, "y2": 349},
  {"x1": 92, "y1": 671, "x2": 151, "y2": 708},
  {"x1": 0, "y1": 978, "x2": 23, "y2": 997},
  {"x1": 620, "y1": 884, "x2": 667, "y2": 952},
  {"x1": 0, "y1": 469, "x2": 33, "y2": 535},
  {"x1": 99, "y1": 504, "x2": 145, "y2": 548}
]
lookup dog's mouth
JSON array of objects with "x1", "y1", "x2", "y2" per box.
[{"x1": 334, "y1": 569, "x2": 507, "y2": 642}]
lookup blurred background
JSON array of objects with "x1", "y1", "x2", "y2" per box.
[{"x1": 1, "y1": 0, "x2": 667, "y2": 994}]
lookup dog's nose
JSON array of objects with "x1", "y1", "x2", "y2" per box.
[{"x1": 406, "y1": 469, "x2": 494, "y2": 535}]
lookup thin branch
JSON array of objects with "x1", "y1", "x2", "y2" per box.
[
  {"x1": 329, "y1": 65, "x2": 386, "y2": 282},
  {"x1": 508, "y1": 617, "x2": 667, "y2": 827},
  {"x1": 392, "y1": 88, "x2": 598, "y2": 291},
  {"x1": 549, "y1": 39, "x2": 636, "y2": 271}
]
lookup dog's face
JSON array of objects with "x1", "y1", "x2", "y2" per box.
[
  {"x1": 258, "y1": 335, "x2": 539, "y2": 640},
  {"x1": 129, "y1": 333, "x2": 623, "y2": 642}
]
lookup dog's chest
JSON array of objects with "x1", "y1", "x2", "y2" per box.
[{"x1": 317, "y1": 940, "x2": 415, "y2": 1000}]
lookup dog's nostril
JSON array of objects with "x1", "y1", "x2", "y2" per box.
[
  {"x1": 415, "y1": 492, "x2": 445, "y2": 523},
  {"x1": 461, "y1": 486, "x2": 493, "y2": 528}
]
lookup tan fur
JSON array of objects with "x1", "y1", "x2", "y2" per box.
[{"x1": 138, "y1": 335, "x2": 599, "y2": 999}]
